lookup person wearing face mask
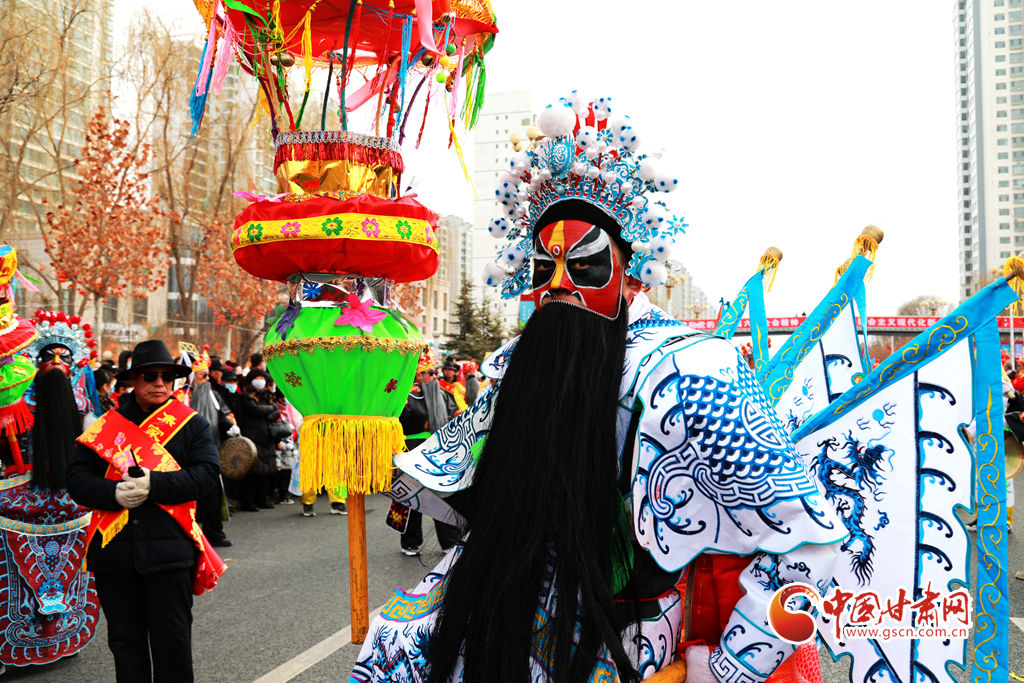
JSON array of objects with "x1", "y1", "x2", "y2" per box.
[{"x1": 235, "y1": 369, "x2": 279, "y2": 512}]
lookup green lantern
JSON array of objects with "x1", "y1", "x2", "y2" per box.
[{"x1": 264, "y1": 303, "x2": 425, "y2": 494}]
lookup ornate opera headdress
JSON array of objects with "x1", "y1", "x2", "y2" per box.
[
  {"x1": 192, "y1": 344, "x2": 212, "y2": 373},
  {"x1": 481, "y1": 93, "x2": 688, "y2": 298},
  {"x1": 27, "y1": 311, "x2": 95, "y2": 368},
  {"x1": 417, "y1": 348, "x2": 437, "y2": 374}
]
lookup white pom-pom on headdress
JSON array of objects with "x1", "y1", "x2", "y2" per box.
[
  {"x1": 488, "y1": 217, "x2": 511, "y2": 239},
  {"x1": 482, "y1": 263, "x2": 505, "y2": 286},
  {"x1": 576, "y1": 126, "x2": 598, "y2": 149},
  {"x1": 641, "y1": 204, "x2": 666, "y2": 229},
  {"x1": 510, "y1": 151, "x2": 531, "y2": 173},
  {"x1": 648, "y1": 234, "x2": 675, "y2": 262},
  {"x1": 495, "y1": 181, "x2": 517, "y2": 205},
  {"x1": 608, "y1": 116, "x2": 630, "y2": 136},
  {"x1": 639, "y1": 259, "x2": 668, "y2": 287},
  {"x1": 567, "y1": 90, "x2": 588, "y2": 117},
  {"x1": 653, "y1": 170, "x2": 679, "y2": 193},
  {"x1": 638, "y1": 158, "x2": 658, "y2": 182},
  {"x1": 502, "y1": 246, "x2": 528, "y2": 270},
  {"x1": 538, "y1": 102, "x2": 577, "y2": 139},
  {"x1": 618, "y1": 127, "x2": 641, "y2": 153}
]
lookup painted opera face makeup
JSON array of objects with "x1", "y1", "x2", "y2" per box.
[
  {"x1": 533, "y1": 220, "x2": 624, "y2": 318},
  {"x1": 38, "y1": 344, "x2": 72, "y2": 377}
]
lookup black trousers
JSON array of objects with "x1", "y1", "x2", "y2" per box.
[
  {"x1": 274, "y1": 468, "x2": 292, "y2": 499},
  {"x1": 195, "y1": 478, "x2": 227, "y2": 541},
  {"x1": 237, "y1": 472, "x2": 271, "y2": 505},
  {"x1": 94, "y1": 567, "x2": 194, "y2": 683},
  {"x1": 401, "y1": 509, "x2": 462, "y2": 551}
]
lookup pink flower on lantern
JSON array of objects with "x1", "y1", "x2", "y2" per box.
[
  {"x1": 334, "y1": 293, "x2": 386, "y2": 333},
  {"x1": 280, "y1": 221, "x2": 301, "y2": 237},
  {"x1": 231, "y1": 228, "x2": 244, "y2": 247},
  {"x1": 361, "y1": 217, "x2": 381, "y2": 238},
  {"x1": 424, "y1": 223, "x2": 434, "y2": 244}
]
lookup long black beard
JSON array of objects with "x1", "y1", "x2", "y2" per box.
[
  {"x1": 427, "y1": 300, "x2": 636, "y2": 683},
  {"x1": 31, "y1": 368, "x2": 82, "y2": 492}
]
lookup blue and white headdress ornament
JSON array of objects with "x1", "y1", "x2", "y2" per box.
[{"x1": 482, "y1": 92, "x2": 687, "y2": 298}]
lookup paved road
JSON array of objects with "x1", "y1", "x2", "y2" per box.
[{"x1": 5, "y1": 496, "x2": 1024, "y2": 682}]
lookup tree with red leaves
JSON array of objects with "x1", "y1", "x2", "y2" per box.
[
  {"x1": 194, "y1": 217, "x2": 283, "y2": 359},
  {"x1": 391, "y1": 281, "x2": 424, "y2": 319},
  {"x1": 43, "y1": 105, "x2": 169, "y2": 348}
]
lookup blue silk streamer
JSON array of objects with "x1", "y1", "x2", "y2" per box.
[
  {"x1": 971, "y1": 319, "x2": 1009, "y2": 683},
  {"x1": 713, "y1": 270, "x2": 771, "y2": 382},
  {"x1": 792, "y1": 278, "x2": 1016, "y2": 440},
  {"x1": 189, "y1": 38, "x2": 213, "y2": 138},
  {"x1": 761, "y1": 255, "x2": 872, "y2": 405}
]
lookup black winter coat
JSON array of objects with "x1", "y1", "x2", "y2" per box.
[
  {"x1": 65, "y1": 393, "x2": 220, "y2": 575},
  {"x1": 236, "y1": 390, "x2": 279, "y2": 475}
]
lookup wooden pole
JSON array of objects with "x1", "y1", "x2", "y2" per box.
[{"x1": 347, "y1": 492, "x2": 370, "y2": 644}]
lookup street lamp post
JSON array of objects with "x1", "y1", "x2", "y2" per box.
[
  {"x1": 510, "y1": 126, "x2": 545, "y2": 153},
  {"x1": 687, "y1": 304, "x2": 709, "y2": 320}
]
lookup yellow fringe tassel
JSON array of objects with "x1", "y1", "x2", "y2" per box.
[
  {"x1": 445, "y1": 104, "x2": 477, "y2": 199},
  {"x1": 301, "y1": 11, "x2": 313, "y2": 88},
  {"x1": 299, "y1": 415, "x2": 405, "y2": 495},
  {"x1": 834, "y1": 256, "x2": 854, "y2": 286},
  {"x1": 852, "y1": 226, "x2": 883, "y2": 281},
  {"x1": 100, "y1": 509, "x2": 129, "y2": 548},
  {"x1": 272, "y1": 0, "x2": 283, "y2": 38},
  {"x1": 1004, "y1": 255, "x2": 1024, "y2": 316},
  {"x1": 757, "y1": 247, "x2": 782, "y2": 293}
]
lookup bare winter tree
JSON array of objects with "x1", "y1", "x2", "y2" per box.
[
  {"x1": 0, "y1": 0, "x2": 111, "y2": 299},
  {"x1": 118, "y1": 11, "x2": 265, "y2": 341}
]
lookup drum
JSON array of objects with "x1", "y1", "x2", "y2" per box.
[{"x1": 219, "y1": 436, "x2": 257, "y2": 480}]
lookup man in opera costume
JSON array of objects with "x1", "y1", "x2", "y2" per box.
[
  {"x1": 350, "y1": 95, "x2": 846, "y2": 683},
  {"x1": 0, "y1": 298, "x2": 102, "y2": 669}
]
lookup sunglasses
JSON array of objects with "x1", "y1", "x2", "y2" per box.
[
  {"x1": 139, "y1": 371, "x2": 178, "y2": 384},
  {"x1": 425, "y1": 370, "x2": 437, "y2": 376},
  {"x1": 40, "y1": 347, "x2": 72, "y2": 365}
]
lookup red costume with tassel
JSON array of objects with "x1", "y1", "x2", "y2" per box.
[{"x1": 0, "y1": 292, "x2": 101, "y2": 667}]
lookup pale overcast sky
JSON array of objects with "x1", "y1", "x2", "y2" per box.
[{"x1": 116, "y1": 1, "x2": 957, "y2": 317}]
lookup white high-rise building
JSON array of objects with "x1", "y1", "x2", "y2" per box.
[
  {"x1": 957, "y1": 0, "x2": 1024, "y2": 301},
  {"x1": 472, "y1": 91, "x2": 534, "y2": 331}
]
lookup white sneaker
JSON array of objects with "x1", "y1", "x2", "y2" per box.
[{"x1": 402, "y1": 547, "x2": 420, "y2": 556}]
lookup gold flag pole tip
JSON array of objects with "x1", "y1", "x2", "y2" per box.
[
  {"x1": 758, "y1": 247, "x2": 784, "y2": 292},
  {"x1": 852, "y1": 224, "x2": 884, "y2": 281}
]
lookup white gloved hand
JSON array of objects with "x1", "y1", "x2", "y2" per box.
[
  {"x1": 123, "y1": 466, "x2": 151, "y2": 492},
  {"x1": 227, "y1": 425, "x2": 240, "y2": 437},
  {"x1": 684, "y1": 645, "x2": 716, "y2": 683},
  {"x1": 114, "y1": 481, "x2": 149, "y2": 509}
]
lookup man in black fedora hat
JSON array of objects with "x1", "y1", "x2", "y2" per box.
[{"x1": 66, "y1": 340, "x2": 223, "y2": 683}]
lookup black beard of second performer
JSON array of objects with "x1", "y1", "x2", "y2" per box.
[
  {"x1": 427, "y1": 299, "x2": 637, "y2": 683},
  {"x1": 31, "y1": 368, "x2": 82, "y2": 492}
]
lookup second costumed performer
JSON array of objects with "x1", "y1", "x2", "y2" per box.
[{"x1": 351, "y1": 94, "x2": 845, "y2": 683}]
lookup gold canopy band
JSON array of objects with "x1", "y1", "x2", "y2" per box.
[{"x1": 276, "y1": 158, "x2": 401, "y2": 198}]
